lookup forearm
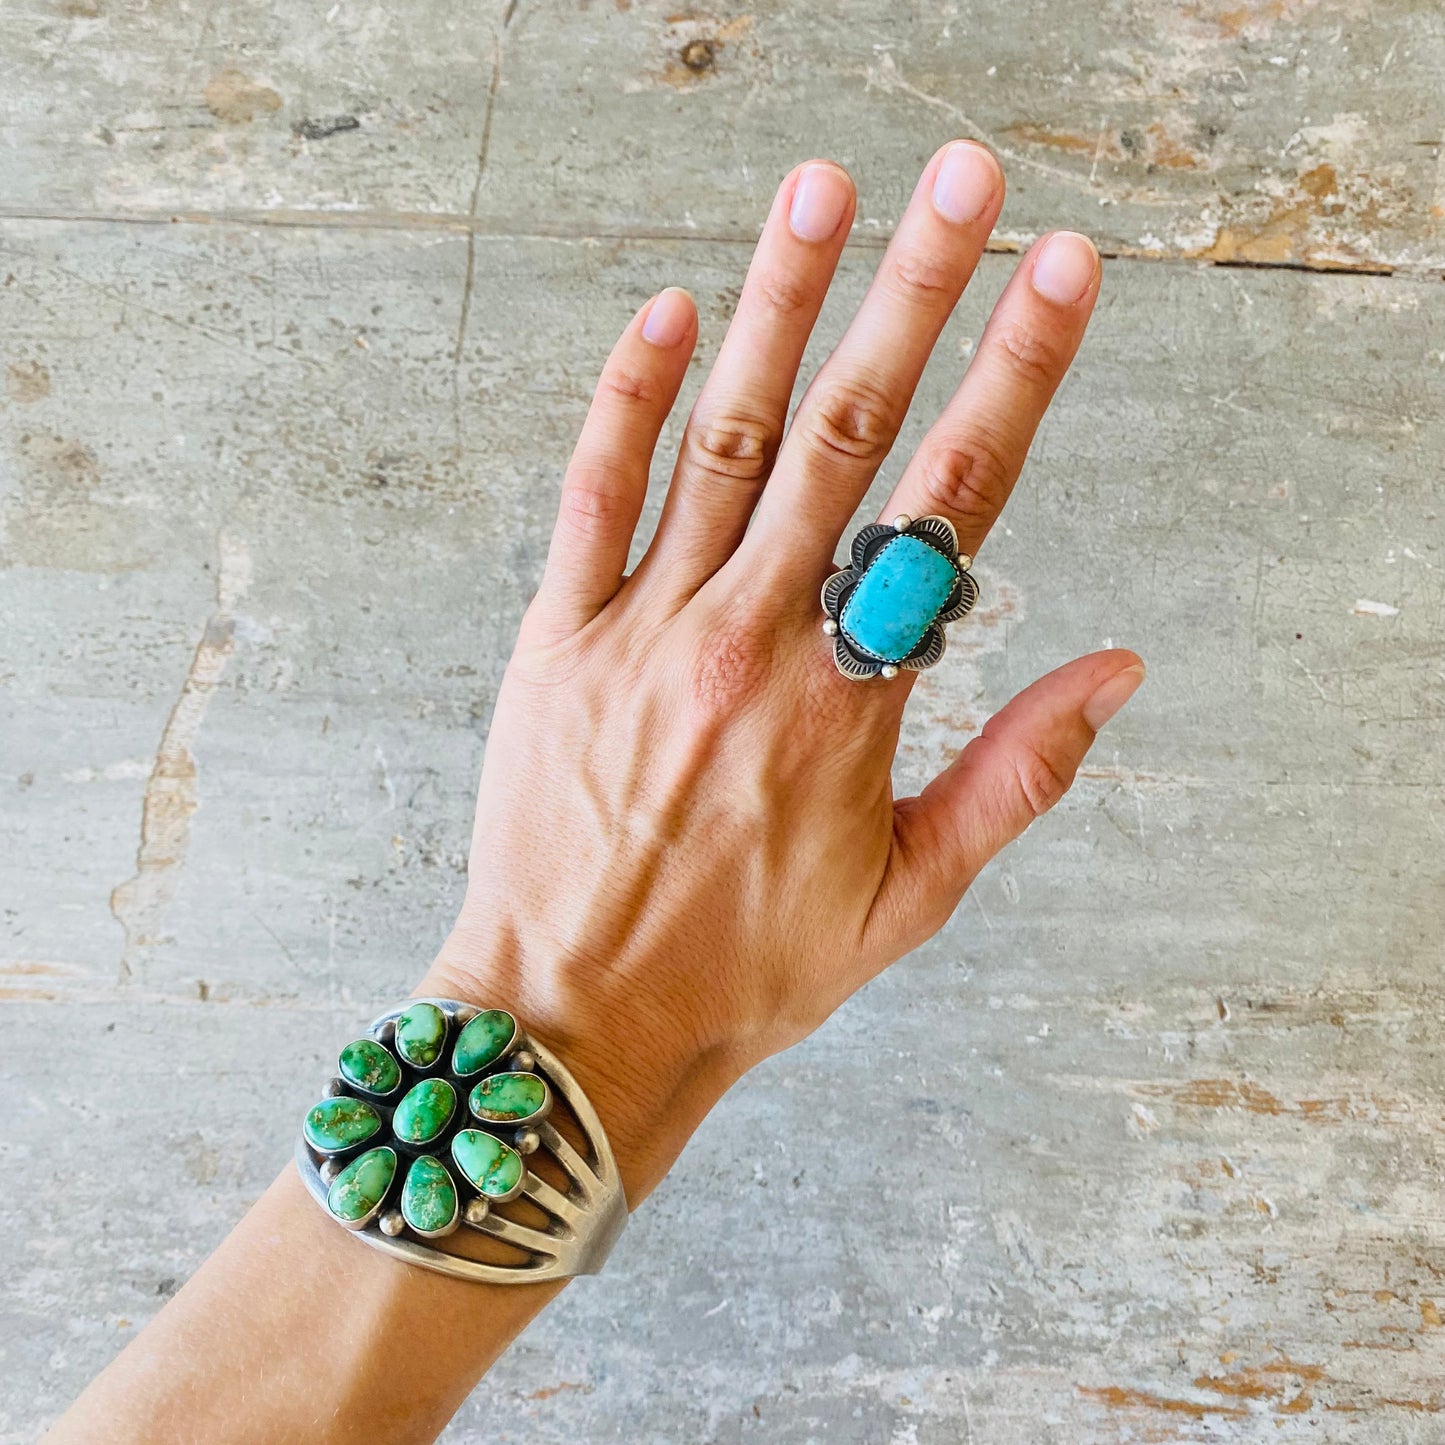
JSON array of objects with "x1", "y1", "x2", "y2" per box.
[
  {"x1": 47, "y1": 948, "x2": 734, "y2": 1445},
  {"x1": 48, "y1": 1166, "x2": 562, "y2": 1445}
]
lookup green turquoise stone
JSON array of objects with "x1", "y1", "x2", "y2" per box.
[
  {"x1": 451, "y1": 1128, "x2": 524, "y2": 1199},
  {"x1": 326, "y1": 1146, "x2": 397, "y2": 1223},
  {"x1": 451, "y1": 1009, "x2": 517, "y2": 1076},
  {"x1": 401, "y1": 1156, "x2": 458, "y2": 1235},
  {"x1": 393, "y1": 1077, "x2": 457, "y2": 1145},
  {"x1": 337, "y1": 1037, "x2": 401, "y2": 1096},
  {"x1": 393, "y1": 1003, "x2": 447, "y2": 1068},
  {"x1": 470, "y1": 1071, "x2": 548, "y2": 1124},
  {"x1": 840, "y1": 534, "x2": 958, "y2": 663},
  {"x1": 303, "y1": 1095, "x2": 382, "y2": 1153}
]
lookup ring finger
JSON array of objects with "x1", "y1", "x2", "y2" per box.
[{"x1": 878, "y1": 229, "x2": 1102, "y2": 565}]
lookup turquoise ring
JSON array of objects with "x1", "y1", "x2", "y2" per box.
[{"x1": 822, "y1": 514, "x2": 979, "y2": 681}]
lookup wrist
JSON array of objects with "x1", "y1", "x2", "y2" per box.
[{"x1": 417, "y1": 927, "x2": 739, "y2": 1205}]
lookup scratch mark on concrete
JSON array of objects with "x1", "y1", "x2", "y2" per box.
[
  {"x1": 864, "y1": 53, "x2": 1173, "y2": 205},
  {"x1": 452, "y1": 4, "x2": 515, "y2": 456},
  {"x1": 110, "y1": 533, "x2": 252, "y2": 981}
]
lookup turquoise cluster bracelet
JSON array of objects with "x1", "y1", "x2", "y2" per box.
[{"x1": 295, "y1": 998, "x2": 627, "y2": 1283}]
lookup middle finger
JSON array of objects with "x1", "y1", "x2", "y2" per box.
[{"x1": 743, "y1": 140, "x2": 1004, "y2": 575}]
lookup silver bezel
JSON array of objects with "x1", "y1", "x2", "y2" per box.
[
  {"x1": 391, "y1": 1076, "x2": 459, "y2": 1148},
  {"x1": 296, "y1": 997, "x2": 627, "y2": 1283},
  {"x1": 449, "y1": 1127, "x2": 528, "y2": 1205},
  {"x1": 450, "y1": 1009, "x2": 521, "y2": 1079},
  {"x1": 337, "y1": 1039, "x2": 405, "y2": 1100},
  {"x1": 468, "y1": 1071, "x2": 554, "y2": 1130},
  {"x1": 821, "y1": 514, "x2": 979, "y2": 681},
  {"x1": 326, "y1": 1146, "x2": 399, "y2": 1232},
  {"x1": 300, "y1": 1095, "x2": 386, "y2": 1157},
  {"x1": 399, "y1": 1154, "x2": 463, "y2": 1240},
  {"x1": 389, "y1": 1001, "x2": 450, "y2": 1071}
]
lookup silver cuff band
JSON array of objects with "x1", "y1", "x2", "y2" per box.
[{"x1": 295, "y1": 997, "x2": 627, "y2": 1284}]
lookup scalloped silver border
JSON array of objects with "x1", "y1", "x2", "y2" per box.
[{"x1": 822, "y1": 515, "x2": 978, "y2": 680}]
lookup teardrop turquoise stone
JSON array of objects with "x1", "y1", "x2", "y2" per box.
[
  {"x1": 452, "y1": 1009, "x2": 517, "y2": 1076},
  {"x1": 393, "y1": 1077, "x2": 457, "y2": 1146},
  {"x1": 394, "y1": 1003, "x2": 447, "y2": 1068},
  {"x1": 337, "y1": 1038, "x2": 401, "y2": 1096},
  {"x1": 840, "y1": 534, "x2": 958, "y2": 663},
  {"x1": 303, "y1": 1095, "x2": 382, "y2": 1152},
  {"x1": 326, "y1": 1146, "x2": 397, "y2": 1223},
  {"x1": 451, "y1": 1129, "x2": 524, "y2": 1199},
  {"x1": 401, "y1": 1156, "x2": 458, "y2": 1235},
  {"x1": 469, "y1": 1071, "x2": 548, "y2": 1124}
]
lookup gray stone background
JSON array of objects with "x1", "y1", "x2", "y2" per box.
[{"x1": 2, "y1": 0, "x2": 1443, "y2": 1440}]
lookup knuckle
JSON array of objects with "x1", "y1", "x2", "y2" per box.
[
  {"x1": 917, "y1": 436, "x2": 1014, "y2": 524},
  {"x1": 991, "y1": 317, "x2": 1066, "y2": 390},
  {"x1": 597, "y1": 366, "x2": 658, "y2": 406},
  {"x1": 559, "y1": 469, "x2": 628, "y2": 541},
  {"x1": 683, "y1": 411, "x2": 779, "y2": 487},
  {"x1": 1009, "y1": 740, "x2": 1072, "y2": 819},
  {"x1": 801, "y1": 374, "x2": 900, "y2": 466},
  {"x1": 887, "y1": 247, "x2": 961, "y2": 302},
  {"x1": 754, "y1": 269, "x2": 815, "y2": 318}
]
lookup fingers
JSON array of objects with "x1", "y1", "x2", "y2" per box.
[
  {"x1": 532, "y1": 287, "x2": 698, "y2": 638},
  {"x1": 643, "y1": 162, "x2": 855, "y2": 600},
  {"x1": 865, "y1": 650, "x2": 1144, "y2": 954},
  {"x1": 746, "y1": 141, "x2": 1005, "y2": 572},
  {"x1": 880, "y1": 230, "x2": 1101, "y2": 563}
]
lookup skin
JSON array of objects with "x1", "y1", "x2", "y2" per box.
[{"x1": 48, "y1": 143, "x2": 1143, "y2": 1445}]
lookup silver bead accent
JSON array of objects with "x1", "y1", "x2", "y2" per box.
[
  {"x1": 514, "y1": 1128, "x2": 541, "y2": 1155},
  {"x1": 319, "y1": 1158, "x2": 341, "y2": 1184},
  {"x1": 379, "y1": 1209, "x2": 405, "y2": 1237},
  {"x1": 892, "y1": 513, "x2": 912, "y2": 532},
  {"x1": 880, "y1": 664, "x2": 900, "y2": 680},
  {"x1": 323, "y1": 1077, "x2": 347, "y2": 1098},
  {"x1": 958, "y1": 553, "x2": 973, "y2": 571},
  {"x1": 822, "y1": 618, "x2": 839, "y2": 637},
  {"x1": 510, "y1": 1050, "x2": 536, "y2": 1073},
  {"x1": 452, "y1": 1005, "x2": 478, "y2": 1026},
  {"x1": 464, "y1": 1197, "x2": 491, "y2": 1226},
  {"x1": 373, "y1": 1019, "x2": 396, "y2": 1045}
]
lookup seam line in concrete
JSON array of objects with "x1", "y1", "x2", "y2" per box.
[{"x1": 0, "y1": 206, "x2": 1430, "y2": 280}]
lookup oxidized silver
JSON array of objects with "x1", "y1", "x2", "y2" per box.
[
  {"x1": 822, "y1": 513, "x2": 979, "y2": 681},
  {"x1": 296, "y1": 997, "x2": 628, "y2": 1284}
]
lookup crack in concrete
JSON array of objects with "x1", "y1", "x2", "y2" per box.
[
  {"x1": 109, "y1": 532, "x2": 252, "y2": 981},
  {"x1": 452, "y1": 1, "x2": 517, "y2": 457}
]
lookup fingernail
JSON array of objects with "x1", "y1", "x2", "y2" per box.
[
  {"x1": 1083, "y1": 663, "x2": 1145, "y2": 731},
  {"x1": 641, "y1": 287, "x2": 694, "y2": 347},
  {"x1": 931, "y1": 141, "x2": 1000, "y2": 224},
  {"x1": 1031, "y1": 231, "x2": 1099, "y2": 305},
  {"x1": 789, "y1": 162, "x2": 852, "y2": 243}
]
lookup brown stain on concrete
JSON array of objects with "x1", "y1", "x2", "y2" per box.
[
  {"x1": 1078, "y1": 1384, "x2": 1246, "y2": 1419},
  {"x1": 203, "y1": 69, "x2": 283, "y2": 124},
  {"x1": 5, "y1": 359, "x2": 51, "y2": 402},
  {"x1": 1004, "y1": 120, "x2": 1209, "y2": 173},
  {"x1": 1141, "y1": 1076, "x2": 1405, "y2": 1123},
  {"x1": 1185, "y1": 0, "x2": 1320, "y2": 39},
  {"x1": 657, "y1": 13, "x2": 756, "y2": 88},
  {"x1": 1201, "y1": 163, "x2": 1340, "y2": 265}
]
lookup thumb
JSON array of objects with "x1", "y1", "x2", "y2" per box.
[{"x1": 867, "y1": 649, "x2": 1145, "y2": 954}]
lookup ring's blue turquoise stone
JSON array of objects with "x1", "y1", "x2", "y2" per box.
[{"x1": 840, "y1": 535, "x2": 958, "y2": 662}]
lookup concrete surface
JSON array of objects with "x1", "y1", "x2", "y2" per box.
[{"x1": 2, "y1": 1, "x2": 1444, "y2": 1441}]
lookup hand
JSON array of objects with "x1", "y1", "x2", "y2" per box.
[{"x1": 423, "y1": 143, "x2": 1143, "y2": 1203}]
